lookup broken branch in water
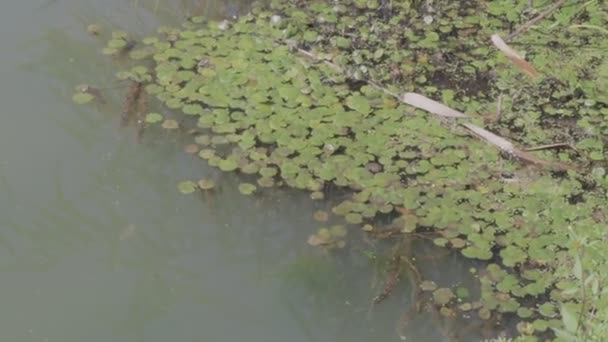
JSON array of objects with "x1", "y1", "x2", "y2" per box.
[
  {"x1": 462, "y1": 123, "x2": 577, "y2": 171},
  {"x1": 523, "y1": 142, "x2": 579, "y2": 153},
  {"x1": 401, "y1": 93, "x2": 467, "y2": 118},
  {"x1": 291, "y1": 45, "x2": 575, "y2": 171}
]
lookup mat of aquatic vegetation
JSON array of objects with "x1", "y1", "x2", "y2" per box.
[{"x1": 78, "y1": 0, "x2": 608, "y2": 340}]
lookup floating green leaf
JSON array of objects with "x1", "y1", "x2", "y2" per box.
[
  {"x1": 238, "y1": 183, "x2": 257, "y2": 195},
  {"x1": 218, "y1": 159, "x2": 238, "y2": 172},
  {"x1": 345, "y1": 95, "x2": 371, "y2": 115},
  {"x1": 433, "y1": 288, "x2": 455, "y2": 306},
  {"x1": 161, "y1": 119, "x2": 179, "y2": 129},
  {"x1": 177, "y1": 181, "x2": 197, "y2": 194},
  {"x1": 197, "y1": 179, "x2": 215, "y2": 190},
  {"x1": 145, "y1": 112, "x2": 163, "y2": 123},
  {"x1": 72, "y1": 92, "x2": 94, "y2": 104}
]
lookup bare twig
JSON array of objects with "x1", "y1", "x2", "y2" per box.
[
  {"x1": 462, "y1": 123, "x2": 577, "y2": 171},
  {"x1": 496, "y1": 94, "x2": 503, "y2": 121},
  {"x1": 507, "y1": 0, "x2": 568, "y2": 41},
  {"x1": 576, "y1": 248, "x2": 587, "y2": 338},
  {"x1": 523, "y1": 142, "x2": 579, "y2": 152},
  {"x1": 292, "y1": 46, "x2": 578, "y2": 171}
]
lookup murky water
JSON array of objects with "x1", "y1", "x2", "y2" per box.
[{"x1": 0, "y1": 1, "x2": 494, "y2": 341}]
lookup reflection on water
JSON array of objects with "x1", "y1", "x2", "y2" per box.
[{"x1": 0, "y1": 1, "x2": 497, "y2": 341}]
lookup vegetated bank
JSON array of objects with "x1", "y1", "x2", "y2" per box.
[{"x1": 75, "y1": 0, "x2": 608, "y2": 340}]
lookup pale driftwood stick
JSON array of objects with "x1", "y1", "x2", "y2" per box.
[
  {"x1": 294, "y1": 46, "x2": 578, "y2": 171},
  {"x1": 462, "y1": 123, "x2": 577, "y2": 171},
  {"x1": 496, "y1": 94, "x2": 503, "y2": 121},
  {"x1": 506, "y1": 0, "x2": 567, "y2": 41},
  {"x1": 523, "y1": 142, "x2": 579, "y2": 152}
]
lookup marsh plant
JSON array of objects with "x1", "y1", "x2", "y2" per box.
[{"x1": 77, "y1": 0, "x2": 608, "y2": 340}]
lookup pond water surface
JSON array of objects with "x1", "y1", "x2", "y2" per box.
[{"x1": 0, "y1": 1, "x2": 494, "y2": 341}]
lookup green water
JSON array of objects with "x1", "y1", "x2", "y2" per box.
[{"x1": 0, "y1": 1, "x2": 492, "y2": 341}]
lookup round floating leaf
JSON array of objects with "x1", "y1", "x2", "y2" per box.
[
  {"x1": 111, "y1": 30, "x2": 127, "y2": 39},
  {"x1": 420, "y1": 280, "x2": 438, "y2": 292},
  {"x1": 439, "y1": 307, "x2": 455, "y2": 318},
  {"x1": 538, "y1": 303, "x2": 557, "y2": 318},
  {"x1": 310, "y1": 191, "x2": 325, "y2": 200},
  {"x1": 313, "y1": 210, "x2": 329, "y2": 222},
  {"x1": 317, "y1": 228, "x2": 332, "y2": 241},
  {"x1": 183, "y1": 104, "x2": 204, "y2": 115},
  {"x1": 162, "y1": 119, "x2": 179, "y2": 129},
  {"x1": 195, "y1": 135, "x2": 211, "y2": 146},
  {"x1": 102, "y1": 47, "x2": 118, "y2": 55},
  {"x1": 184, "y1": 144, "x2": 199, "y2": 154},
  {"x1": 177, "y1": 181, "x2": 197, "y2": 194},
  {"x1": 329, "y1": 225, "x2": 347, "y2": 238},
  {"x1": 107, "y1": 38, "x2": 127, "y2": 49},
  {"x1": 433, "y1": 288, "x2": 455, "y2": 305},
  {"x1": 218, "y1": 159, "x2": 238, "y2": 172},
  {"x1": 87, "y1": 24, "x2": 101, "y2": 35},
  {"x1": 145, "y1": 113, "x2": 163, "y2": 123},
  {"x1": 257, "y1": 177, "x2": 275, "y2": 188},
  {"x1": 478, "y1": 308, "x2": 491, "y2": 320},
  {"x1": 532, "y1": 319, "x2": 549, "y2": 332},
  {"x1": 197, "y1": 179, "x2": 215, "y2": 190},
  {"x1": 500, "y1": 245, "x2": 527, "y2": 267},
  {"x1": 345, "y1": 95, "x2": 371, "y2": 115},
  {"x1": 308, "y1": 228, "x2": 332, "y2": 246},
  {"x1": 433, "y1": 237, "x2": 449, "y2": 247},
  {"x1": 238, "y1": 183, "x2": 257, "y2": 195},
  {"x1": 345, "y1": 213, "x2": 363, "y2": 224},
  {"x1": 516, "y1": 322, "x2": 535, "y2": 335},
  {"x1": 450, "y1": 238, "x2": 466, "y2": 248},
  {"x1": 198, "y1": 149, "x2": 215, "y2": 159},
  {"x1": 259, "y1": 167, "x2": 278, "y2": 178},
  {"x1": 517, "y1": 307, "x2": 534, "y2": 318},
  {"x1": 129, "y1": 48, "x2": 153, "y2": 60},
  {"x1": 241, "y1": 163, "x2": 260, "y2": 174},
  {"x1": 72, "y1": 92, "x2": 94, "y2": 104},
  {"x1": 456, "y1": 287, "x2": 470, "y2": 299},
  {"x1": 459, "y1": 303, "x2": 473, "y2": 311}
]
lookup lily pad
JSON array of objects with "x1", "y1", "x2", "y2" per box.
[
  {"x1": 345, "y1": 212, "x2": 363, "y2": 224},
  {"x1": 145, "y1": 112, "x2": 163, "y2": 123},
  {"x1": 161, "y1": 119, "x2": 179, "y2": 129},
  {"x1": 177, "y1": 181, "x2": 197, "y2": 194},
  {"x1": 198, "y1": 149, "x2": 215, "y2": 159},
  {"x1": 238, "y1": 183, "x2": 257, "y2": 195},
  {"x1": 345, "y1": 94, "x2": 371, "y2": 115},
  {"x1": 257, "y1": 177, "x2": 275, "y2": 188},
  {"x1": 184, "y1": 144, "x2": 199, "y2": 154},
  {"x1": 72, "y1": 92, "x2": 94, "y2": 104},
  {"x1": 420, "y1": 280, "x2": 438, "y2": 292},
  {"x1": 329, "y1": 225, "x2": 347, "y2": 237},
  {"x1": 361, "y1": 224, "x2": 374, "y2": 231},
  {"x1": 310, "y1": 191, "x2": 325, "y2": 200},
  {"x1": 197, "y1": 179, "x2": 215, "y2": 190},
  {"x1": 218, "y1": 159, "x2": 238, "y2": 172},
  {"x1": 313, "y1": 210, "x2": 329, "y2": 222},
  {"x1": 433, "y1": 288, "x2": 455, "y2": 305}
]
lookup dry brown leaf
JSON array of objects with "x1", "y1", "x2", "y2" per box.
[
  {"x1": 491, "y1": 34, "x2": 540, "y2": 78},
  {"x1": 401, "y1": 92, "x2": 467, "y2": 118}
]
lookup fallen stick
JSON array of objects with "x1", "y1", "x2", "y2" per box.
[{"x1": 506, "y1": 0, "x2": 568, "y2": 41}]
